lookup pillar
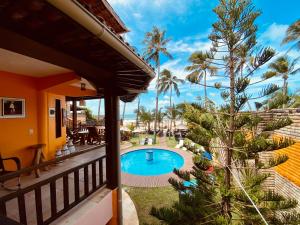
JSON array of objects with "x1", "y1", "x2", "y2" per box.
[
  {"x1": 72, "y1": 99, "x2": 77, "y2": 129},
  {"x1": 104, "y1": 90, "x2": 122, "y2": 225}
]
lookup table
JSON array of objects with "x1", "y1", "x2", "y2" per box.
[{"x1": 78, "y1": 130, "x2": 89, "y2": 145}]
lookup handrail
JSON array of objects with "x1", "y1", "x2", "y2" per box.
[
  {"x1": 0, "y1": 153, "x2": 107, "y2": 225},
  {"x1": 0, "y1": 155, "x2": 106, "y2": 201},
  {"x1": 0, "y1": 143, "x2": 106, "y2": 183}
]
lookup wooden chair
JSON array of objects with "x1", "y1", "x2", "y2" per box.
[
  {"x1": 87, "y1": 126, "x2": 102, "y2": 144},
  {"x1": 0, "y1": 154, "x2": 21, "y2": 188},
  {"x1": 28, "y1": 144, "x2": 46, "y2": 178}
]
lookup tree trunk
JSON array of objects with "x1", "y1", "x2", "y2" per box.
[
  {"x1": 136, "y1": 97, "x2": 140, "y2": 127},
  {"x1": 169, "y1": 85, "x2": 173, "y2": 135},
  {"x1": 97, "y1": 99, "x2": 101, "y2": 122},
  {"x1": 283, "y1": 76, "x2": 288, "y2": 109},
  {"x1": 153, "y1": 58, "x2": 160, "y2": 144},
  {"x1": 204, "y1": 70, "x2": 207, "y2": 108},
  {"x1": 121, "y1": 102, "x2": 126, "y2": 126},
  {"x1": 223, "y1": 51, "x2": 235, "y2": 219}
]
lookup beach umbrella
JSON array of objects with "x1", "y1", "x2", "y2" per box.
[
  {"x1": 133, "y1": 127, "x2": 145, "y2": 133},
  {"x1": 120, "y1": 126, "x2": 130, "y2": 132},
  {"x1": 177, "y1": 124, "x2": 188, "y2": 130}
]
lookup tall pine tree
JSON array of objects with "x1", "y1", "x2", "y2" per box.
[{"x1": 150, "y1": 0, "x2": 300, "y2": 224}]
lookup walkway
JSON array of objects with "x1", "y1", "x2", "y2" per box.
[{"x1": 122, "y1": 189, "x2": 139, "y2": 225}]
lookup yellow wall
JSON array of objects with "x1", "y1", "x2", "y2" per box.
[{"x1": 0, "y1": 71, "x2": 91, "y2": 169}]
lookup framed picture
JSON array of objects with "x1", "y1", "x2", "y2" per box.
[
  {"x1": 49, "y1": 108, "x2": 55, "y2": 118},
  {"x1": 1, "y1": 98, "x2": 26, "y2": 118}
]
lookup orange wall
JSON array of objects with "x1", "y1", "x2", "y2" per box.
[
  {"x1": 47, "y1": 92, "x2": 67, "y2": 159},
  {"x1": 0, "y1": 71, "x2": 38, "y2": 168},
  {"x1": 0, "y1": 71, "x2": 91, "y2": 169}
]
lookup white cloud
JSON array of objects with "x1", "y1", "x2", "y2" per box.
[
  {"x1": 168, "y1": 39, "x2": 211, "y2": 54},
  {"x1": 133, "y1": 13, "x2": 142, "y2": 19},
  {"x1": 260, "y1": 23, "x2": 288, "y2": 44}
]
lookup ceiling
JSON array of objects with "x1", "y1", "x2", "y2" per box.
[
  {"x1": 0, "y1": 0, "x2": 154, "y2": 102},
  {"x1": 0, "y1": 48, "x2": 71, "y2": 77}
]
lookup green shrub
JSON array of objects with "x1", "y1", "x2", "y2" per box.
[
  {"x1": 263, "y1": 117, "x2": 293, "y2": 131},
  {"x1": 271, "y1": 137, "x2": 295, "y2": 150}
]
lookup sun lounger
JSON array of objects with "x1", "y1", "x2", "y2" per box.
[{"x1": 176, "y1": 139, "x2": 184, "y2": 149}]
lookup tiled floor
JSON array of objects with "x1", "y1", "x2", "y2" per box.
[{"x1": 1, "y1": 145, "x2": 106, "y2": 225}]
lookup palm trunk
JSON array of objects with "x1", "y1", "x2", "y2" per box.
[
  {"x1": 122, "y1": 102, "x2": 126, "y2": 126},
  {"x1": 169, "y1": 85, "x2": 173, "y2": 135},
  {"x1": 136, "y1": 97, "x2": 140, "y2": 127},
  {"x1": 153, "y1": 58, "x2": 160, "y2": 144},
  {"x1": 97, "y1": 99, "x2": 101, "y2": 122},
  {"x1": 283, "y1": 76, "x2": 288, "y2": 109},
  {"x1": 204, "y1": 70, "x2": 207, "y2": 108}
]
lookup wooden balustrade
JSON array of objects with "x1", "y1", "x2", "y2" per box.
[{"x1": 0, "y1": 155, "x2": 106, "y2": 225}]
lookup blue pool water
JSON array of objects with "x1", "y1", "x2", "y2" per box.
[{"x1": 121, "y1": 149, "x2": 184, "y2": 176}]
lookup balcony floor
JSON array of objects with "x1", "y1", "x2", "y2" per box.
[{"x1": 0, "y1": 145, "x2": 106, "y2": 225}]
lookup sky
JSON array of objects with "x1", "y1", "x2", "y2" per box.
[{"x1": 87, "y1": 0, "x2": 300, "y2": 119}]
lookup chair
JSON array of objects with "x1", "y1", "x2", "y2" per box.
[
  {"x1": 176, "y1": 139, "x2": 184, "y2": 149},
  {"x1": 28, "y1": 144, "x2": 46, "y2": 178},
  {"x1": 87, "y1": 126, "x2": 102, "y2": 144},
  {"x1": 0, "y1": 154, "x2": 21, "y2": 188}
]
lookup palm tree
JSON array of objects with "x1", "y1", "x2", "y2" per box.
[
  {"x1": 121, "y1": 102, "x2": 126, "y2": 126},
  {"x1": 158, "y1": 69, "x2": 184, "y2": 132},
  {"x1": 185, "y1": 51, "x2": 216, "y2": 108},
  {"x1": 134, "y1": 97, "x2": 140, "y2": 127},
  {"x1": 156, "y1": 108, "x2": 165, "y2": 129},
  {"x1": 143, "y1": 26, "x2": 172, "y2": 144},
  {"x1": 166, "y1": 104, "x2": 179, "y2": 131},
  {"x1": 282, "y1": 19, "x2": 300, "y2": 50},
  {"x1": 139, "y1": 106, "x2": 154, "y2": 132},
  {"x1": 97, "y1": 99, "x2": 101, "y2": 122},
  {"x1": 158, "y1": 69, "x2": 184, "y2": 108},
  {"x1": 264, "y1": 56, "x2": 300, "y2": 108}
]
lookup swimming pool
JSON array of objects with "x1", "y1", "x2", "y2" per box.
[{"x1": 121, "y1": 148, "x2": 184, "y2": 176}]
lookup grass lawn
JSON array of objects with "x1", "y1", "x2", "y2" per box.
[
  {"x1": 166, "y1": 136, "x2": 177, "y2": 148},
  {"x1": 124, "y1": 186, "x2": 178, "y2": 225},
  {"x1": 129, "y1": 134, "x2": 159, "y2": 147}
]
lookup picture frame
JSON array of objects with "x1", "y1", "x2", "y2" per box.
[
  {"x1": 1, "y1": 97, "x2": 26, "y2": 118},
  {"x1": 49, "y1": 108, "x2": 56, "y2": 118}
]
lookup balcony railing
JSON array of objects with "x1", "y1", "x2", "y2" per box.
[{"x1": 0, "y1": 147, "x2": 106, "y2": 225}]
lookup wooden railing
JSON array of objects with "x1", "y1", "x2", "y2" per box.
[{"x1": 0, "y1": 154, "x2": 106, "y2": 225}]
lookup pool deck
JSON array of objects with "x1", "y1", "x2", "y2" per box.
[{"x1": 121, "y1": 137, "x2": 194, "y2": 187}]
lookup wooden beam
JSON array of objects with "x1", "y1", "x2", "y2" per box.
[
  {"x1": 104, "y1": 89, "x2": 122, "y2": 225},
  {"x1": 0, "y1": 27, "x2": 112, "y2": 85},
  {"x1": 72, "y1": 100, "x2": 77, "y2": 129}
]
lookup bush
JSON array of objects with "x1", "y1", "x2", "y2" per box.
[
  {"x1": 271, "y1": 137, "x2": 295, "y2": 150},
  {"x1": 263, "y1": 117, "x2": 293, "y2": 131},
  {"x1": 246, "y1": 135, "x2": 295, "y2": 154}
]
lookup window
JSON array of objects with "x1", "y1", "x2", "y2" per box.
[{"x1": 55, "y1": 99, "x2": 62, "y2": 138}]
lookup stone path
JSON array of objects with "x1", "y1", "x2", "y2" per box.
[{"x1": 122, "y1": 189, "x2": 139, "y2": 225}]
